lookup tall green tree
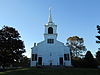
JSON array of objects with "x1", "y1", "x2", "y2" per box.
[
  {"x1": 96, "y1": 25, "x2": 100, "y2": 66},
  {"x1": 96, "y1": 25, "x2": 100, "y2": 43},
  {"x1": 67, "y1": 36, "x2": 86, "y2": 58},
  {"x1": 83, "y1": 51, "x2": 97, "y2": 68},
  {"x1": 96, "y1": 51, "x2": 100, "y2": 65},
  {"x1": 0, "y1": 26, "x2": 25, "y2": 69}
]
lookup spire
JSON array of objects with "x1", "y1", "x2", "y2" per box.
[{"x1": 48, "y1": 7, "x2": 53, "y2": 23}]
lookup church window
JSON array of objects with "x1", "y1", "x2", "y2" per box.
[
  {"x1": 48, "y1": 27, "x2": 53, "y2": 34},
  {"x1": 32, "y1": 54, "x2": 37, "y2": 61},
  {"x1": 47, "y1": 39, "x2": 54, "y2": 44},
  {"x1": 64, "y1": 54, "x2": 69, "y2": 60}
]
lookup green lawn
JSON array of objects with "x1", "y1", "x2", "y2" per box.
[{"x1": 0, "y1": 67, "x2": 100, "y2": 75}]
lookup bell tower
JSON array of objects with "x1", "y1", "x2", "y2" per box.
[{"x1": 44, "y1": 8, "x2": 57, "y2": 44}]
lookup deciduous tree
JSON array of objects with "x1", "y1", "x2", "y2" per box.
[
  {"x1": 67, "y1": 36, "x2": 86, "y2": 58},
  {"x1": 0, "y1": 26, "x2": 25, "y2": 69}
]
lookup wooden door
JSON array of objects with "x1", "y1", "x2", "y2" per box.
[
  {"x1": 38, "y1": 57, "x2": 42, "y2": 65},
  {"x1": 59, "y1": 57, "x2": 63, "y2": 65}
]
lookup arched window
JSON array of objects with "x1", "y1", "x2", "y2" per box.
[{"x1": 48, "y1": 27, "x2": 53, "y2": 34}]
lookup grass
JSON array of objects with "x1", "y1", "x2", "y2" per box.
[{"x1": 0, "y1": 67, "x2": 100, "y2": 75}]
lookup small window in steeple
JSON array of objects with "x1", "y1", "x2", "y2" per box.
[{"x1": 48, "y1": 27, "x2": 53, "y2": 34}]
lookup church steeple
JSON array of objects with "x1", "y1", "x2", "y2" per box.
[
  {"x1": 44, "y1": 8, "x2": 57, "y2": 41},
  {"x1": 48, "y1": 8, "x2": 53, "y2": 23}
]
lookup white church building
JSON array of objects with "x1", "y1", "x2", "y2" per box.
[{"x1": 31, "y1": 9, "x2": 71, "y2": 67}]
